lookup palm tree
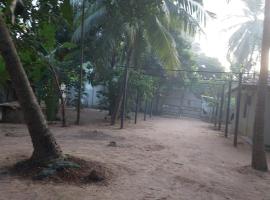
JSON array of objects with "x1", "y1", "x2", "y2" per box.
[
  {"x1": 227, "y1": 0, "x2": 264, "y2": 72},
  {"x1": 0, "y1": 13, "x2": 63, "y2": 162},
  {"x1": 75, "y1": 0, "x2": 85, "y2": 125},
  {"x1": 71, "y1": 0, "x2": 209, "y2": 124},
  {"x1": 251, "y1": 0, "x2": 269, "y2": 171}
]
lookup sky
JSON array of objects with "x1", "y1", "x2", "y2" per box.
[{"x1": 196, "y1": 0, "x2": 247, "y2": 70}]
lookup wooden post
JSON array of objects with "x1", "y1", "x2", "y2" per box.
[
  {"x1": 218, "y1": 84, "x2": 225, "y2": 130},
  {"x1": 120, "y1": 64, "x2": 129, "y2": 129},
  {"x1": 149, "y1": 100, "x2": 153, "y2": 118},
  {"x1": 211, "y1": 106, "x2": 215, "y2": 122},
  {"x1": 214, "y1": 93, "x2": 220, "y2": 127},
  {"x1": 135, "y1": 90, "x2": 139, "y2": 124},
  {"x1": 234, "y1": 73, "x2": 243, "y2": 147},
  {"x1": 144, "y1": 100, "x2": 147, "y2": 121},
  {"x1": 225, "y1": 80, "x2": 232, "y2": 137}
]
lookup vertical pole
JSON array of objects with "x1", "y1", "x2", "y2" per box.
[
  {"x1": 211, "y1": 106, "x2": 214, "y2": 122},
  {"x1": 214, "y1": 93, "x2": 220, "y2": 127},
  {"x1": 149, "y1": 100, "x2": 153, "y2": 118},
  {"x1": 234, "y1": 73, "x2": 243, "y2": 147},
  {"x1": 218, "y1": 84, "x2": 225, "y2": 130},
  {"x1": 225, "y1": 80, "x2": 232, "y2": 137},
  {"x1": 120, "y1": 64, "x2": 129, "y2": 129},
  {"x1": 135, "y1": 90, "x2": 139, "y2": 124},
  {"x1": 144, "y1": 100, "x2": 147, "y2": 121},
  {"x1": 91, "y1": 87, "x2": 95, "y2": 107}
]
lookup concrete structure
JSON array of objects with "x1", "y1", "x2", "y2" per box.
[
  {"x1": 66, "y1": 82, "x2": 103, "y2": 108},
  {"x1": 231, "y1": 84, "x2": 270, "y2": 146},
  {"x1": 159, "y1": 88, "x2": 204, "y2": 118},
  {"x1": 0, "y1": 101, "x2": 24, "y2": 123}
]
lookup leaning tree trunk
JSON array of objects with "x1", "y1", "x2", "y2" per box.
[
  {"x1": 251, "y1": 0, "x2": 270, "y2": 171},
  {"x1": 0, "y1": 15, "x2": 62, "y2": 162}
]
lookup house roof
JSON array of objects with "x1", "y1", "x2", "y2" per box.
[
  {"x1": 231, "y1": 83, "x2": 270, "y2": 94},
  {"x1": 0, "y1": 101, "x2": 21, "y2": 109}
]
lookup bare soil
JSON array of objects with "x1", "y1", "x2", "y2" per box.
[
  {"x1": 8, "y1": 155, "x2": 111, "y2": 185},
  {"x1": 1, "y1": 108, "x2": 270, "y2": 200}
]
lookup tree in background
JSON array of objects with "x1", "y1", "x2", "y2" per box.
[{"x1": 71, "y1": 0, "x2": 209, "y2": 124}]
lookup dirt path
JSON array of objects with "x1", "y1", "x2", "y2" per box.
[{"x1": 0, "y1": 109, "x2": 270, "y2": 200}]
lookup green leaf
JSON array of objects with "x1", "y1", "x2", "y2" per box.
[
  {"x1": 38, "y1": 23, "x2": 56, "y2": 51},
  {"x1": 61, "y1": 0, "x2": 74, "y2": 25},
  {"x1": 145, "y1": 16, "x2": 181, "y2": 73},
  {"x1": 61, "y1": 42, "x2": 77, "y2": 49}
]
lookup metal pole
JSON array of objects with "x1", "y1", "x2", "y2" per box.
[
  {"x1": 218, "y1": 84, "x2": 225, "y2": 130},
  {"x1": 120, "y1": 64, "x2": 129, "y2": 129},
  {"x1": 234, "y1": 73, "x2": 243, "y2": 147},
  {"x1": 135, "y1": 90, "x2": 139, "y2": 124},
  {"x1": 225, "y1": 80, "x2": 232, "y2": 137},
  {"x1": 144, "y1": 100, "x2": 147, "y2": 121}
]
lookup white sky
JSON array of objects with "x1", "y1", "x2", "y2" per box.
[{"x1": 197, "y1": 0, "x2": 247, "y2": 70}]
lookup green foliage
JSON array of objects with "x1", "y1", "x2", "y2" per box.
[
  {"x1": 60, "y1": 0, "x2": 74, "y2": 25},
  {"x1": 0, "y1": 0, "x2": 214, "y2": 120},
  {"x1": 95, "y1": 67, "x2": 157, "y2": 113},
  {"x1": 72, "y1": 0, "x2": 208, "y2": 72},
  {"x1": 0, "y1": 0, "x2": 84, "y2": 116}
]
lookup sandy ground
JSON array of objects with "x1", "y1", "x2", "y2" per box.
[{"x1": 1, "y1": 108, "x2": 270, "y2": 200}]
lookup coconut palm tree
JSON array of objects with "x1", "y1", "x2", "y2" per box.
[
  {"x1": 251, "y1": 0, "x2": 269, "y2": 172},
  {"x1": 0, "y1": 2, "x2": 63, "y2": 162},
  {"x1": 74, "y1": 0, "x2": 207, "y2": 65},
  {"x1": 71, "y1": 0, "x2": 209, "y2": 124},
  {"x1": 227, "y1": 0, "x2": 264, "y2": 72}
]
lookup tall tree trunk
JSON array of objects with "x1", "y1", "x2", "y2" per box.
[
  {"x1": 48, "y1": 63, "x2": 66, "y2": 127},
  {"x1": 76, "y1": 0, "x2": 85, "y2": 125},
  {"x1": 251, "y1": 0, "x2": 269, "y2": 171},
  {"x1": 0, "y1": 15, "x2": 62, "y2": 162},
  {"x1": 110, "y1": 90, "x2": 123, "y2": 125},
  {"x1": 111, "y1": 47, "x2": 133, "y2": 125}
]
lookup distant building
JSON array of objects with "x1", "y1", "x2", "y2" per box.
[
  {"x1": 66, "y1": 82, "x2": 103, "y2": 108},
  {"x1": 159, "y1": 88, "x2": 207, "y2": 118},
  {"x1": 0, "y1": 101, "x2": 24, "y2": 123},
  {"x1": 230, "y1": 84, "x2": 270, "y2": 147}
]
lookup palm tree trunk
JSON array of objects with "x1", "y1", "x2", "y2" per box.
[
  {"x1": 110, "y1": 90, "x2": 123, "y2": 125},
  {"x1": 48, "y1": 63, "x2": 66, "y2": 127},
  {"x1": 76, "y1": 0, "x2": 85, "y2": 125},
  {"x1": 251, "y1": 0, "x2": 269, "y2": 171},
  {"x1": 111, "y1": 47, "x2": 133, "y2": 125},
  {"x1": 0, "y1": 15, "x2": 62, "y2": 162}
]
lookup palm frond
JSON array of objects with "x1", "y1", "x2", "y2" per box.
[
  {"x1": 144, "y1": 16, "x2": 181, "y2": 72},
  {"x1": 72, "y1": 6, "x2": 107, "y2": 42},
  {"x1": 164, "y1": 0, "x2": 209, "y2": 35}
]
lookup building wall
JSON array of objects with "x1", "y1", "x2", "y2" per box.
[
  {"x1": 160, "y1": 88, "x2": 202, "y2": 118},
  {"x1": 231, "y1": 88, "x2": 270, "y2": 146},
  {"x1": 67, "y1": 82, "x2": 103, "y2": 108}
]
